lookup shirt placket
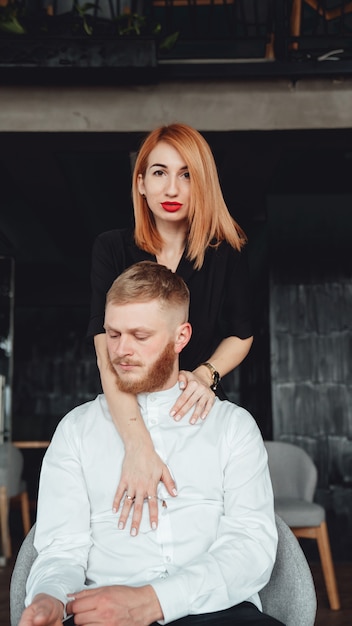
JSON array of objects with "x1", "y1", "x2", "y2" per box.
[{"x1": 145, "y1": 394, "x2": 174, "y2": 578}]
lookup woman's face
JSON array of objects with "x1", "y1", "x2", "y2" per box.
[{"x1": 137, "y1": 141, "x2": 191, "y2": 227}]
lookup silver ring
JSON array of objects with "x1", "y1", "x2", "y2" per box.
[
  {"x1": 147, "y1": 495, "x2": 156, "y2": 500},
  {"x1": 125, "y1": 495, "x2": 134, "y2": 501}
]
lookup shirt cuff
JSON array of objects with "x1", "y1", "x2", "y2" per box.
[{"x1": 151, "y1": 577, "x2": 189, "y2": 624}]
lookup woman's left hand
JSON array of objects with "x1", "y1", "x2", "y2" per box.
[{"x1": 170, "y1": 370, "x2": 215, "y2": 424}]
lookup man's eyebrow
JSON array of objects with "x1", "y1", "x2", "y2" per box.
[{"x1": 104, "y1": 324, "x2": 153, "y2": 333}]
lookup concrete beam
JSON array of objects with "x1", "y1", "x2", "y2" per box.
[{"x1": 1, "y1": 78, "x2": 352, "y2": 132}]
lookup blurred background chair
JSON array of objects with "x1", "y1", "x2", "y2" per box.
[
  {"x1": 0, "y1": 442, "x2": 31, "y2": 560},
  {"x1": 9, "y1": 514, "x2": 316, "y2": 626},
  {"x1": 265, "y1": 440, "x2": 340, "y2": 610}
]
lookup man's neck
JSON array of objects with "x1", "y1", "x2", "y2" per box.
[{"x1": 144, "y1": 373, "x2": 179, "y2": 395}]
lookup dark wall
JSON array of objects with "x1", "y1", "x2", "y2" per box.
[{"x1": 269, "y1": 196, "x2": 352, "y2": 559}]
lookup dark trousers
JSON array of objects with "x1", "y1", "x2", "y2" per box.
[
  {"x1": 64, "y1": 602, "x2": 284, "y2": 625},
  {"x1": 154, "y1": 603, "x2": 285, "y2": 625}
]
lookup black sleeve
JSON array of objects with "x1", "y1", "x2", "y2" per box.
[
  {"x1": 221, "y1": 245, "x2": 253, "y2": 340},
  {"x1": 87, "y1": 231, "x2": 125, "y2": 338}
]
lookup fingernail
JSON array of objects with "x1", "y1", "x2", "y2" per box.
[
  {"x1": 152, "y1": 521, "x2": 157, "y2": 530},
  {"x1": 179, "y1": 381, "x2": 185, "y2": 389},
  {"x1": 201, "y1": 412, "x2": 207, "y2": 420},
  {"x1": 190, "y1": 417, "x2": 196, "y2": 425},
  {"x1": 112, "y1": 507, "x2": 117, "y2": 514},
  {"x1": 170, "y1": 410, "x2": 176, "y2": 417},
  {"x1": 131, "y1": 527, "x2": 137, "y2": 537},
  {"x1": 172, "y1": 488, "x2": 178, "y2": 496},
  {"x1": 118, "y1": 522, "x2": 124, "y2": 530},
  {"x1": 174, "y1": 414, "x2": 181, "y2": 422}
]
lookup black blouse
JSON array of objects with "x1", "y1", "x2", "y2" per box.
[{"x1": 87, "y1": 229, "x2": 253, "y2": 372}]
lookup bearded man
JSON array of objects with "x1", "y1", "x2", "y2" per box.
[{"x1": 19, "y1": 261, "x2": 282, "y2": 626}]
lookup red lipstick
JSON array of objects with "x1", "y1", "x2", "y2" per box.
[{"x1": 161, "y1": 202, "x2": 182, "y2": 213}]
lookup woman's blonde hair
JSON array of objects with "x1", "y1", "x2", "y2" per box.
[{"x1": 132, "y1": 123, "x2": 247, "y2": 270}]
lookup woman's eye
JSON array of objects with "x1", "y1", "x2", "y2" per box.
[
  {"x1": 153, "y1": 169, "x2": 165, "y2": 177},
  {"x1": 182, "y1": 171, "x2": 190, "y2": 180}
]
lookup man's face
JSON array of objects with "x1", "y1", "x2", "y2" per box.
[{"x1": 104, "y1": 299, "x2": 187, "y2": 394}]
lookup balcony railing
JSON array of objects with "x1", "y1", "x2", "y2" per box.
[{"x1": 1, "y1": 0, "x2": 352, "y2": 79}]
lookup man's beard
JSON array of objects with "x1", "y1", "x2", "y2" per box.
[{"x1": 108, "y1": 341, "x2": 176, "y2": 394}]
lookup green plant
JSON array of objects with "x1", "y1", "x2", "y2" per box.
[
  {"x1": 74, "y1": 2, "x2": 97, "y2": 36},
  {"x1": 114, "y1": 10, "x2": 179, "y2": 50},
  {"x1": 0, "y1": 0, "x2": 26, "y2": 34},
  {"x1": 0, "y1": 0, "x2": 179, "y2": 50}
]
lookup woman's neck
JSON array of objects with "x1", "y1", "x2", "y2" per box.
[{"x1": 155, "y1": 222, "x2": 187, "y2": 272}]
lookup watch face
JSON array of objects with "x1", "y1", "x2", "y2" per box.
[
  {"x1": 202, "y1": 362, "x2": 220, "y2": 390},
  {"x1": 211, "y1": 371, "x2": 220, "y2": 390}
]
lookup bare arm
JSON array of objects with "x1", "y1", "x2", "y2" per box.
[
  {"x1": 94, "y1": 333, "x2": 177, "y2": 535},
  {"x1": 171, "y1": 335, "x2": 254, "y2": 422}
]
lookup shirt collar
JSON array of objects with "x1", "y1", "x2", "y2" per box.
[{"x1": 137, "y1": 381, "x2": 181, "y2": 413}]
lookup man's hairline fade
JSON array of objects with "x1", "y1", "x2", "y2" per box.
[{"x1": 105, "y1": 261, "x2": 190, "y2": 321}]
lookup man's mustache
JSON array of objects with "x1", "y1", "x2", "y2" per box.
[{"x1": 111, "y1": 358, "x2": 142, "y2": 367}]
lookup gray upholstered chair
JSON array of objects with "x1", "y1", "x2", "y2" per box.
[
  {"x1": 0, "y1": 442, "x2": 31, "y2": 560},
  {"x1": 9, "y1": 514, "x2": 317, "y2": 626},
  {"x1": 265, "y1": 440, "x2": 340, "y2": 611}
]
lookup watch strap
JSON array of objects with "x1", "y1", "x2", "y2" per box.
[{"x1": 200, "y1": 361, "x2": 221, "y2": 391}]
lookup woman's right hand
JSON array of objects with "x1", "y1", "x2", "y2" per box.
[{"x1": 113, "y1": 442, "x2": 177, "y2": 536}]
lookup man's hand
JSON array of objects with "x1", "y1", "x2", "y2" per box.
[
  {"x1": 170, "y1": 369, "x2": 216, "y2": 424},
  {"x1": 67, "y1": 584, "x2": 163, "y2": 626},
  {"x1": 19, "y1": 594, "x2": 64, "y2": 626}
]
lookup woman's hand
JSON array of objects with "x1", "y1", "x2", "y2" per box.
[
  {"x1": 170, "y1": 370, "x2": 216, "y2": 425},
  {"x1": 113, "y1": 442, "x2": 177, "y2": 536}
]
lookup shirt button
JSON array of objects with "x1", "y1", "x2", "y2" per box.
[{"x1": 150, "y1": 418, "x2": 158, "y2": 425}]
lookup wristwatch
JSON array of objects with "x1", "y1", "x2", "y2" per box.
[{"x1": 200, "y1": 362, "x2": 221, "y2": 392}]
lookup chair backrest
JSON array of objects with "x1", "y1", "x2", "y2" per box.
[
  {"x1": 10, "y1": 515, "x2": 316, "y2": 626},
  {"x1": 0, "y1": 442, "x2": 24, "y2": 497},
  {"x1": 259, "y1": 513, "x2": 316, "y2": 626},
  {"x1": 10, "y1": 525, "x2": 37, "y2": 626},
  {"x1": 264, "y1": 441, "x2": 317, "y2": 502}
]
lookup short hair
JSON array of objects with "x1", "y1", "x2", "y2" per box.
[
  {"x1": 106, "y1": 261, "x2": 190, "y2": 319},
  {"x1": 132, "y1": 122, "x2": 247, "y2": 270}
]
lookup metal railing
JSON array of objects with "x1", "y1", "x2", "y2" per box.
[{"x1": 1, "y1": 1, "x2": 352, "y2": 75}]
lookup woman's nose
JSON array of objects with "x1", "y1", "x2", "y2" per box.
[{"x1": 165, "y1": 174, "x2": 179, "y2": 196}]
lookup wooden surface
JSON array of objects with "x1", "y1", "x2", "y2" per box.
[{"x1": 12, "y1": 441, "x2": 50, "y2": 449}]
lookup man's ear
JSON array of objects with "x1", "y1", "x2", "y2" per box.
[{"x1": 174, "y1": 322, "x2": 192, "y2": 354}]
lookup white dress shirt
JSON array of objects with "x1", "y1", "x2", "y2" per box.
[{"x1": 26, "y1": 383, "x2": 277, "y2": 624}]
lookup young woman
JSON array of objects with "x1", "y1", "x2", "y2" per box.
[{"x1": 88, "y1": 123, "x2": 253, "y2": 535}]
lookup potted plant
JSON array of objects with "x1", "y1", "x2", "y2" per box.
[{"x1": 0, "y1": 1, "x2": 178, "y2": 68}]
